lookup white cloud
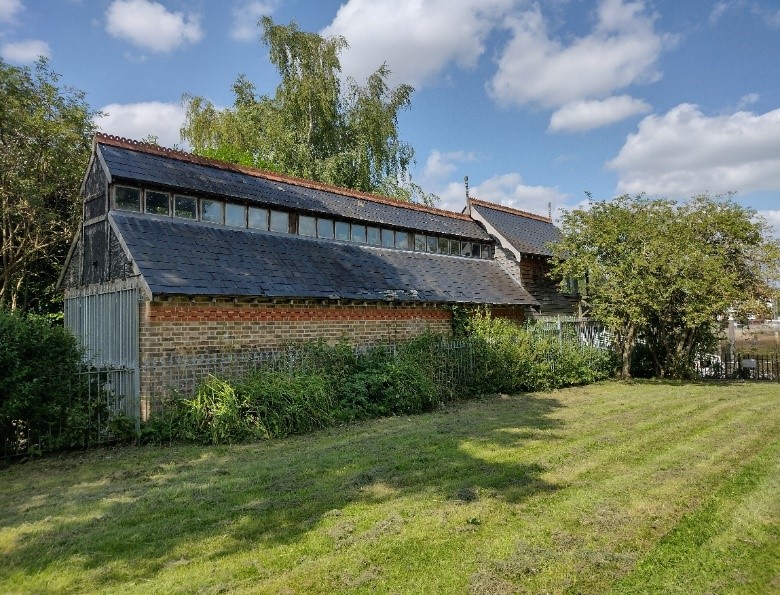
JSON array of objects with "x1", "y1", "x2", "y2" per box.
[
  {"x1": 321, "y1": 0, "x2": 514, "y2": 87},
  {"x1": 549, "y1": 95, "x2": 651, "y2": 133},
  {"x1": 422, "y1": 150, "x2": 477, "y2": 183},
  {"x1": 608, "y1": 103, "x2": 780, "y2": 197},
  {"x1": 0, "y1": 0, "x2": 22, "y2": 23},
  {"x1": 1, "y1": 39, "x2": 50, "y2": 63},
  {"x1": 96, "y1": 102, "x2": 186, "y2": 148},
  {"x1": 759, "y1": 210, "x2": 780, "y2": 238},
  {"x1": 231, "y1": 1, "x2": 275, "y2": 42},
  {"x1": 434, "y1": 171, "x2": 568, "y2": 215},
  {"x1": 469, "y1": 173, "x2": 569, "y2": 215},
  {"x1": 737, "y1": 93, "x2": 760, "y2": 109},
  {"x1": 709, "y1": 1, "x2": 729, "y2": 24},
  {"x1": 105, "y1": 0, "x2": 202, "y2": 53},
  {"x1": 488, "y1": 0, "x2": 670, "y2": 108}
]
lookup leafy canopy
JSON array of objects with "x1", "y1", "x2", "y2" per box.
[
  {"x1": 551, "y1": 194, "x2": 780, "y2": 379},
  {"x1": 181, "y1": 18, "x2": 435, "y2": 205},
  {"x1": 0, "y1": 58, "x2": 97, "y2": 313}
]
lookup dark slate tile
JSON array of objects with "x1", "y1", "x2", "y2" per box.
[
  {"x1": 111, "y1": 212, "x2": 537, "y2": 305},
  {"x1": 100, "y1": 143, "x2": 490, "y2": 241}
]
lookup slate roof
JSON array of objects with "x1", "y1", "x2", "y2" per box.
[
  {"x1": 112, "y1": 211, "x2": 538, "y2": 306},
  {"x1": 470, "y1": 200, "x2": 561, "y2": 257},
  {"x1": 97, "y1": 136, "x2": 490, "y2": 241}
]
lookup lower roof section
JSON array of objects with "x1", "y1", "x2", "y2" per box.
[{"x1": 112, "y1": 212, "x2": 538, "y2": 306}]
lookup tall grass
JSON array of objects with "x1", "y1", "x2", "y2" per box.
[{"x1": 145, "y1": 314, "x2": 614, "y2": 445}]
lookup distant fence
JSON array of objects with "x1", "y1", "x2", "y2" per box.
[{"x1": 695, "y1": 352, "x2": 780, "y2": 381}]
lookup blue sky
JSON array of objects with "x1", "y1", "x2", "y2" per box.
[{"x1": 2, "y1": 0, "x2": 779, "y2": 230}]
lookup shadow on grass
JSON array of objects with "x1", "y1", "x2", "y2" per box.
[{"x1": 1, "y1": 393, "x2": 564, "y2": 587}]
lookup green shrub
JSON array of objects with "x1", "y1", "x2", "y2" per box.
[{"x1": 0, "y1": 308, "x2": 94, "y2": 454}]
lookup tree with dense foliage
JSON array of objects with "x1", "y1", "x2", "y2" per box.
[
  {"x1": 0, "y1": 58, "x2": 97, "y2": 313},
  {"x1": 551, "y1": 194, "x2": 780, "y2": 379},
  {"x1": 181, "y1": 18, "x2": 435, "y2": 204}
]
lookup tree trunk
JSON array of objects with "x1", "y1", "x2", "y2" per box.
[{"x1": 620, "y1": 324, "x2": 636, "y2": 379}]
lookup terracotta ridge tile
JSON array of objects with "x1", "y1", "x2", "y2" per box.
[
  {"x1": 470, "y1": 198, "x2": 552, "y2": 223},
  {"x1": 95, "y1": 133, "x2": 474, "y2": 222}
]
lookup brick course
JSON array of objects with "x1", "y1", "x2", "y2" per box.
[{"x1": 138, "y1": 297, "x2": 456, "y2": 406}]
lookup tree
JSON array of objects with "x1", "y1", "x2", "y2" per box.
[
  {"x1": 181, "y1": 18, "x2": 434, "y2": 204},
  {"x1": 0, "y1": 58, "x2": 97, "y2": 313},
  {"x1": 550, "y1": 194, "x2": 780, "y2": 379}
]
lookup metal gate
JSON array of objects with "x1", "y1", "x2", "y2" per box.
[{"x1": 64, "y1": 281, "x2": 140, "y2": 421}]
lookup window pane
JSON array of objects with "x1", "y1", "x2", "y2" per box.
[
  {"x1": 481, "y1": 244, "x2": 491, "y2": 259},
  {"x1": 381, "y1": 229, "x2": 395, "y2": 248},
  {"x1": 395, "y1": 231, "x2": 409, "y2": 250},
  {"x1": 201, "y1": 199, "x2": 223, "y2": 223},
  {"x1": 367, "y1": 226, "x2": 381, "y2": 246},
  {"x1": 351, "y1": 224, "x2": 367, "y2": 243},
  {"x1": 449, "y1": 239, "x2": 461, "y2": 255},
  {"x1": 335, "y1": 221, "x2": 350, "y2": 241},
  {"x1": 461, "y1": 242, "x2": 476, "y2": 258},
  {"x1": 269, "y1": 210, "x2": 289, "y2": 233},
  {"x1": 248, "y1": 207, "x2": 268, "y2": 230},
  {"x1": 145, "y1": 190, "x2": 169, "y2": 215},
  {"x1": 414, "y1": 234, "x2": 427, "y2": 252},
  {"x1": 115, "y1": 186, "x2": 141, "y2": 211},
  {"x1": 299, "y1": 215, "x2": 317, "y2": 237},
  {"x1": 317, "y1": 218, "x2": 334, "y2": 239},
  {"x1": 225, "y1": 203, "x2": 246, "y2": 227},
  {"x1": 438, "y1": 237, "x2": 449, "y2": 254},
  {"x1": 173, "y1": 195, "x2": 196, "y2": 219},
  {"x1": 427, "y1": 236, "x2": 438, "y2": 253}
]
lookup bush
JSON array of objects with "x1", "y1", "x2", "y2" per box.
[
  {"x1": 143, "y1": 315, "x2": 614, "y2": 446},
  {"x1": 0, "y1": 308, "x2": 97, "y2": 454}
]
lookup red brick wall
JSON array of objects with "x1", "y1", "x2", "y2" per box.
[
  {"x1": 136, "y1": 297, "x2": 530, "y2": 412},
  {"x1": 137, "y1": 297, "x2": 453, "y2": 406}
]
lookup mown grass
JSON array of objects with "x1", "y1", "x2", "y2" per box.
[{"x1": 1, "y1": 381, "x2": 778, "y2": 594}]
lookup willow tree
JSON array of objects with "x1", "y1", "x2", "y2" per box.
[
  {"x1": 551, "y1": 194, "x2": 780, "y2": 379},
  {"x1": 0, "y1": 58, "x2": 96, "y2": 313},
  {"x1": 181, "y1": 18, "x2": 433, "y2": 204}
]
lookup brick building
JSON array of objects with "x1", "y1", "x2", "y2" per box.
[{"x1": 60, "y1": 134, "x2": 575, "y2": 416}]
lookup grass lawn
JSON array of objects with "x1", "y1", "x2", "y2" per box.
[{"x1": 1, "y1": 381, "x2": 779, "y2": 594}]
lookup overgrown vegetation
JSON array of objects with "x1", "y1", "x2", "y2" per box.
[
  {"x1": 0, "y1": 308, "x2": 114, "y2": 456},
  {"x1": 145, "y1": 313, "x2": 613, "y2": 445},
  {"x1": 2, "y1": 382, "x2": 777, "y2": 593}
]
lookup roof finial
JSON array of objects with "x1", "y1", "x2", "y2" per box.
[
  {"x1": 464, "y1": 175, "x2": 470, "y2": 199},
  {"x1": 548, "y1": 201, "x2": 552, "y2": 220}
]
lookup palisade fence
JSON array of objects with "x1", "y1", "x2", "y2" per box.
[
  {"x1": 2, "y1": 365, "x2": 135, "y2": 462},
  {"x1": 695, "y1": 351, "x2": 780, "y2": 380}
]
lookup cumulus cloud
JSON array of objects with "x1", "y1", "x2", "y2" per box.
[
  {"x1": 488, "y1": 0, "x2": 670, "y2": 108},
  {"x1": 422, "y1": 150, "x2": 477, "y2": 183},
  {"x1": 321, "y1": 0, "x2": 514, "y2": 87},
  {"x1": 469, "y1": 173, "x2": 569, "y2": 215},
  {"x1": 0, "y1": 0, "x2": 22, "y2": 23},
  {"x1": 105, "y1": 0, "x2": 202, "y2": 53},
  {"x1": 231, "y1": 1, "x2": 275, "y2": 42},
  {"x1": 96, "y1": 102, "x2": 187, "y2": 148},
  {"x1": 549, "y1": 95, "x2": 651, "y2": 133},
  {"x1": 1, "y1": 39, "x2": 50, "y2": 63},
  {"x1": 608, "y1": 103, "x2": 780, "y2": 197}
]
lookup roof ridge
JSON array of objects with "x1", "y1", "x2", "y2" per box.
[
  {"x1": 470, "y1": 198, "x2": 553, "y2": 223},
  {"x1": 95, "y1": 133, "x2": 474, "y2": 222}
]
